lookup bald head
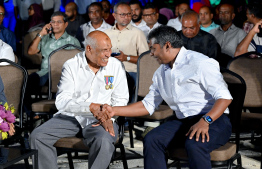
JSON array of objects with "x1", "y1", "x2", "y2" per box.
[
  {"x1": 219, "y1": 4, "x2": 235, "y2": 25},
  {"x1": 65, "y1": 2, "x2": 77, "y2": 21},
  {"x1": 114, "y1": 2, "x2": 130, "y2": 13},
  {"x1": 181, "y1": 10, "x2": 199, "y2": 24},
  {"x1": 181, "y1": 10, "x2": 200, "y2": 38},
  {"x1": 85, "y1": 31, "x2": 110, "y2": 49}
]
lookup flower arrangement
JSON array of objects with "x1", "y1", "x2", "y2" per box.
[{"x1": 0, "y1": 103, "x2": 15, "y2": 140}]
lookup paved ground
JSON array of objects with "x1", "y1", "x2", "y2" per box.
[{"x1": 4, "y1": 125, "x2": 262, "y2": 169}]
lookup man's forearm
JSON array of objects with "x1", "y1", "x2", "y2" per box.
[
  {"x1": 206, "y1": 99, "x2": 232, "y2": 122},
  {"x1": 28, "y1": 36, "x2": 41, "y2": 55},
  {"x1": 113, "y1": 101, "x2": 149, "y2": 117},
  {"x1": 234, "y1": 31, "x2": 255, "y2": 57},
  {"x1": 128, "y1": 55, "x2": 138, "y2": 64}
]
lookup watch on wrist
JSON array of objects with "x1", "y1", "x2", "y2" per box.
[
  {"x1": 202, "y1": 115, "x2": 213, "y2": 124},
  {"x1": 127, "y1": 55, "x2": 131, "y2": 61},
  {"x1": 36, "y1": 33, "x2": 42, "y2": 39}
]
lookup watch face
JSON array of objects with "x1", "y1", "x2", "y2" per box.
[{"x1": 206, "y1": 116, "x2": 213, "y2": 123}]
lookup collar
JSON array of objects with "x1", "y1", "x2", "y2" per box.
[
  {"x1": 112, "y1": 22, "x2": 132, "y2": 31},
  {"x1": 200, "y1": 21, "x2": 216, "y2": 28},
  {"x1": 131, "y1": 19, "x2": 147, "y2": 27},
  {"x1": 218, "y1": 23, "x2": 236, "y2": 32},
  {"x1": 164, "y1": 46, "x2": 187, "y2": 70},
  {"x1": 88, "y1": 19, "x2": 108, "y2": 29},
  {"x1": 146, "y1": 22, "x2": 161, "y2": 30},
  {"x1": 51, "y1": 31, "x2": 69, "y2": 40},
  {"x1": 80, "y1": 51, "x2": 106, "y2": 71}
]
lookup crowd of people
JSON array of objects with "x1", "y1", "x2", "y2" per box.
[{"x1": 0, "y1": 0, "x2": 261, "y2": 169}]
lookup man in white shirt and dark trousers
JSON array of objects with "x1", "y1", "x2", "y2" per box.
[
  {"x1": 102, "y1": 25, "x2": 233, "y2": 169},
  {"x1": 30, "y1": 31, "x2": 129, "y2": 169}
]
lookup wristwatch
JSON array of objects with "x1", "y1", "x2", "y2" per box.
[
  {"x1": 36, "y1": 33, "x2": 42, "y2": 39},
  {"x1": 127, "y1": 55, "x2": 131, "y2": 61},
  {"x1": 202, "y1": 115, "x2": 213, "y2": 124}
]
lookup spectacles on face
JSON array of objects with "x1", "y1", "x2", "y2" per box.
[
  {"x1": 0, "y1": 12, "x2": 4, "y2": 17},
  {"x1": 143, "y1": 12, "x2": 156, "y2": 17},
  {"x1": 50, "y1": 20, "x2": 65, "y2": 24},
  {"x1": 115, "y1": 12, "x2": 132, "y2": 18}
]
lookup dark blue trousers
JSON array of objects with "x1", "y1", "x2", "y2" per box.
[{"x1": 143, "y1": 114, "x2": 232, "y2": 169}]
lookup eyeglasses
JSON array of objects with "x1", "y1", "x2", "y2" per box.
[
  {"x1": 50, "y1": 20, "x2": 64, "y2": 24},
  {"x1": 0, "y1": 12, "x2": 4, "y2": 16},
  {"x1": 143, "y1": 12, "x2": 156, "y2": 17},
  {"x1": 115, "y1": 13, "x2": 132, "y2": 18}
]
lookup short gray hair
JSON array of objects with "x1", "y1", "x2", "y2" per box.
[
  {"x1": 113, "y1": 2, "x2": 128, "y2": 13},
  {"x1": 84, "y1": 35, "x2": 97, "y2": 49},
  {"x1": 181, "y1": 10, "x2": 200, "y2": 24}
]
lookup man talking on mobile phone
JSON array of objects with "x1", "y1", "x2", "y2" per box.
[{"x1": 25, "y1": 11, "x2": 81, "y2": 116}]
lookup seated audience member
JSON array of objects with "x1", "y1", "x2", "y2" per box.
[
  {"x1": 26, "y1": 4, "x2": 45, "y2": 33},
  {"x1": 0, "y1": 5, "x2": 16, "y2": 52},
  {"x1": 101, "y1": 0, "x2": 115, "y2": 26},
  {"x1": 141, "y1": 3, "x2": 161, "y2": 38},
  {"x1": 30, "y1": 31, "x2": 129, "y2": 169},
  {"x1": 40, "y1": 0, "x2": 61, "y2": 24},
  {"x1": 199, "y1": 6, "x2": 219, "y2": 32},
  {"x1": 26, "y1": 11, "x2": 81, "y2": 113},
  {"x1": 65, "y1": 2, "x2": 85, "y2": 37},
  {"x1": 105, "y1": 2, "x2": 148, "y2": 83},
  {"x1": 102, "y1": 25, "x2": 233, "y2": 169},
  {"x1": 167, "y1": 3, "x2": 190, "y2": 31},
  {"x1": 159, "y1": 8, "x2": 174, "y2": 21},
  {"x1": 76, "y1": 2, "x2": 111, "y2": 47},
  {"x1": 209, "y1": 4, "x2": 246, "y2": 58},
  {"x1": 0, "y1": 76, "x2": 15, "y2": 136},
  {"x1": 0, "y1": 39, "x2": 15, "y2": 66},
  {"x1": 130, "y1": 0, "x2": 146, "y2": 32},
  {"x1": 178, "y1": 10, "x2": 219, "y2": 59},
  {"x1": 235, "y1": 3, "x2": 262, "y2": 56}
]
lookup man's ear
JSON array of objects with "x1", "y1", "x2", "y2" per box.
[
  {"x1": 86, "y1": 45, "x2": 91, "y2": 53},
  {"x1": 112, "y1": 13, "x2": 116, "y2": 19},
  {"x1": 165, "y1": 42, "x2": 172, "y2": 52}
]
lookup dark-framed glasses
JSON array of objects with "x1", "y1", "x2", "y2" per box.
[
  {"x1": 50, "y1": 20, "x2": 64, "y2": 24},
  {"x1": 115, "y1": 12, "x2": 132, "y2": 18},
  {"x1": 143, "y1": 12, "x2": 156, "y2": 17}
]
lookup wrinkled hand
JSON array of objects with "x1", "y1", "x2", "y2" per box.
[
  {"x1": 186, "y1": 119, "x2": 209, "y2": 143},
  {"x1": 92, "y1": 119, "x2": 115, "y2": 136},
  {"x1": 90, "y1": 103, "x2": 111, "y2": 122},
  {"x1": 115, "y1": 50, "x2": 127, "y2": 62},
  {"x1": 8, "y1": 123, "x2": 15, "y2": 136},
  {"x1": 102, "y1": 104, "x2": 114, "y2": 117}
]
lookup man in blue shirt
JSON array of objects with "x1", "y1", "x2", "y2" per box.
[
  {"x1": 199, "y1": 6, "x2": 219, "y2": 32},
  {"x1": 0, "y1": 5, "x2": 16, "y2": 52},
  {"x1": 102, "y1": 25, "x2": 233, "y2": 169}
]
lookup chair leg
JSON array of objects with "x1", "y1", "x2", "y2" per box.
[
  {"x1": 128, "y1": 120, "x2": 134, "y2": 148},
  {"x1": 227, "y1": 153, "x2": 242, "y2": 169},
  {"x1": 24, "y1": 158, "x2": 30, "y2": 169},
  {"x1": 119, "y1": 144, "x2": 128, "y2": 169},
  {"x1": 67, "y1": 152, "x2": 74, "y2": 169}
]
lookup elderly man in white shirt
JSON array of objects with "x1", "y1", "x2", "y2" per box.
[
  {"x1": 0, "y1": 39, "x2": 15, "y2": 66},
  {"x1": 76, "y1": 2, "x2": 111, "y2": 47},
  {"x1": 30, "y1": 31, "x2": 129, "y2": 169},
  {"x1": 103, "y1": 25, "x2": 233, "y2": 169},
  {"x1": 167, "y1": 3, "x2": 190, "y2": 31}
]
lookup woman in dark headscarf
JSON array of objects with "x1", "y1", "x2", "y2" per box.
[{"x1": 26, "y1": 3, "x2": 45, "y2": 33}]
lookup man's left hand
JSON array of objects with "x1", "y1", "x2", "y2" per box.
[
  {"x1": 90, "y1": 103, "x2": 111, "y2": 122},
  {"x1": 114, "y1": 50, "x2": 127, "y2": 62},
  {"x1": 92, "y1": 119, "x2": 115, "y2": 137},
  {"x1": 186, "y1": 118, "x2": 209, "y2": 143}
]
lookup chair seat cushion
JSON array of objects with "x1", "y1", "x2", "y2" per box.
[
  {"x1": 32, "y1": 99, "x2": 57, "y2": 112},
  {"x1": 136, "y1": 105, "x2": 173, "y2": 120},
  {"x1": 168, "y1": 142, "x2": 236, "y2": 161},
  {"x1": 54, "y1": 137, "x2": 89, "y2": 151}
]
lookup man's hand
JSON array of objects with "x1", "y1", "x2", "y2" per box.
[
  {"x1": 186, "y1": 118, "x2": 210, "y2": 143},
  {"x1": 92, "y1": 119, "x2": 115, "y2": 137},
  {"x1": 102, "y1": 104, "x2": 114, "y2": 117},
  {"x1": 251, "y1": 20, "x2": 262, "y2": 34},
  {"x1": 8, "y1": 123, "x2": 15, "y2": 136},
  {"x1": 90, "y1": 103, "x2": 111, "y2": 122},
  {"x1": 115, "y1": 50, "x2": 127, "y2": 62},
  {"x1": 39, "y1": 23, "x2": 53, "y2": 36}
]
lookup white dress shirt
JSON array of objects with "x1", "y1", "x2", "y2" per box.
[
  {"x1": 79, "y1": 20, "x2": 112, "y2": 46},
  {"x1": 167, "y1": 17, "x2": 182, "y2": 31},
  {"x1": 131, "y1": 19, "x2": 147, "y2": 35},
  {"x1": 141, "y1": 22, "x2": 161, "y2": 38},
  {"x1": 142, "y1": 47, "x2": 232, "y2": 119},
  {"x1": 0, "y1": 39, "x2": 15, "y2": 66},
  {"x1": 55, "y1": 51, "x2": 129, "y2": 128}
]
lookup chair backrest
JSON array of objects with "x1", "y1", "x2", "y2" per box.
[
  {"x1": 22, "y1": 30, "x2": 42, "y2": 69},
  {"x1": 0, "y1": 59, "x2": 28, "y2": 128},
  {"x1": 221, "y1": 68, "x2": 246, "y2": 151},
  {"x1": 227, "y1": 52, "x2": 262, "y2": 108},
  {"x1": 135, "y1": 51, "x2": 161, "y2": 102},
  {"x1": 48, "y1": 44, "x2": 84, "y2": 99}
]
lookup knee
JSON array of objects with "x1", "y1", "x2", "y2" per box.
[
  {"x1": 92, "y1": 137, "x2": 115, "y2": 151},
  {"x1": 185, "y1": 138, "x2": 208, "y2": 154},
  {"x1": 143, "y1": 129, "x2": 159, "y2": 147}
]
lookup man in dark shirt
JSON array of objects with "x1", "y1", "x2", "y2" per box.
[
  {"x1": 65, "y1": 2, "x2": 85, "y2": 37},
  {"x1": 178, "y1": 10, "x2": 219, "y2": 59},
  {"x1": 0, "y1": 5, "x2": 16, "y2": 52}
]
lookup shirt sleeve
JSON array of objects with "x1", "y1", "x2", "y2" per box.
[
  {"x1": 142, "y1": 72, "x2": 164, "y2": 115},
  {"x1": 136, "y1": 30, "x2": 149, "y2": 56},
  {"x1": 0, "y1": 42, "x2": 15, "y2": 66},
  {"x1": 199, "y1": 59, "x2": 232, "y2": 100}
]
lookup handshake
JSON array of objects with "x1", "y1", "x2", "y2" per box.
[{"x1": 89, "y1": 103, "x2": 115, "y2": 136}]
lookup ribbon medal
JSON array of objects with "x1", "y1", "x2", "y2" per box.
[
  {"x1": 104, "y1": 76, "x2": 110, "y2": 90},
  {"x1": 109, "y1": 76, "x2": 114, "y2": 89}
]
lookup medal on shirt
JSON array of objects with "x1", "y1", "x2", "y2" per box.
[
  {"x1": 104, "y1": 76, "x2": 110, "y2": 90},
  {"x1": 109, "y1": 76, "x2": 114, "y2": 89}
]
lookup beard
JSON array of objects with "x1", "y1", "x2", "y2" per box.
[
  {"x1": 132, "y1": 13, "x2": 142, "y2": 23},
  {"x1": 67, "y1": 14, "x2": 74, "y2": 21}
]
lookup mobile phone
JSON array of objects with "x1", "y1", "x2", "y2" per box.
[
  {"x1": 111, "y1": 53, "x2": 120, "y2": 57},
  {"x1": 257, "y1": 25, "x2": 262, "y2": 37},
  {"x1": 46, "y1": 27, "x2": 53, "y2": 34}
]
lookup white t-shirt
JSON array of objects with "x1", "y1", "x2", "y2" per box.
[
  {"x1": 0, "y1": 39, "x2": 15, "y2": 66},
  {"x1": 167, "y1": 17, "x2": 182, "y2": 31}
]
